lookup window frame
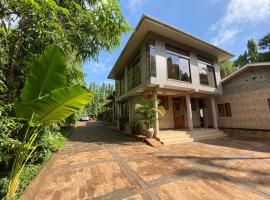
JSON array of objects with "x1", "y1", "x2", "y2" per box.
[
  {"x1": 166, "y1": 48, "x2": 192, "y2": 83},
  {"x1": 127, "y1": 52, "x2": 141, "y2": 91},
  {"x1": 198, "y1": 59, "x2": 217, "y2": 88},
  {"x1": 146, "y1": 40, "x2": 156, "y2": 78}
]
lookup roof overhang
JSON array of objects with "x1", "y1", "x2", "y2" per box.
[
  {"x1": 222, "y1": 62, "x2": 270, "y2": 83},
  {"x1": 108, "y1": 15, "x2": 234, "y2": 79}
]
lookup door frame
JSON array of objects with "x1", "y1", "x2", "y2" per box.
[{"x1": 172, "y1": 97, "x2": 186, "y2": 129}]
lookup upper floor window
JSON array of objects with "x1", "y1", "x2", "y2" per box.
[
  {"x1": 146, "y1": 40, "x2": 156, "y2": 78},
  {"x1": 166, "y1": 45, "x2": 191, "y2": 82},
  {"x1": 115, "y1": 80, "x2": 120, "y2": 97},
  {"x1": 120, "y1": 74, "x2": 125, "y2": 95},
  {"x1": 198, "y1": 55, "x2": 217, "y2": 88},
  {"x1": 115, "y1": 72, "x2": 125, "y2": 97},
  {"x1": 127, "y1": 52, "x2": 141, "y2": 91}
]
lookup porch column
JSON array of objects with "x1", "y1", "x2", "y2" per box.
[
  {"x1": 185, "y1": 95, "x2": 193, "y2": 131},
  {"x1": 153, "y1": 91, "x2": 159, "y2": 138},
  {"x1": 211, "y1": 97, "x2": 218, "y2": 129}
]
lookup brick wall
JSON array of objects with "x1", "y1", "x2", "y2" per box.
[
  {"x1": 222, "y1": 66, "x2": 270, "y2": 95},
  {"x1": 216, "y1": 88, "x2": 270, "y2": 129}
]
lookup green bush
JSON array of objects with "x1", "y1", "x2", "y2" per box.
[
  {"x1": 31, "y1": 130, "x2": 66, "y2": 163},
  {"x1": 130, "y1": 120, "x2": 141, "y2": 134},
  {"x1": 16, "y1": 164, "x2": 42, "y2": 198},
  {"x1": 0, "y1": 164, "x2": 41, "y2": 199}
]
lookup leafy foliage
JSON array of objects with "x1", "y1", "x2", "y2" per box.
[
  {"x1": 135, "y1": 97, "x2": 165, "y2": 129},
  {"x1": 258, "y1": 32, "x2": 270, "y2": 51},
  {"x1": 219, "y1": 60, "x2": 236, "y2": 79},
  {"x1": 0, "y1": 103, "x2": 23, "y2": 171},
  {"x1": 233, "y1": 37, "x2": 270, "y2": 69},
  {"x1": 5, "y1": 46, "x2": 91, "y2": 199},
  {"x1": 20, "y1": 46, "x2": 67, "y2": 103},
  {"x1": 85, "y1": 82, "x2": 114, "y2": 118},
  {"x1": 0, "y1": 0, "x2": 130, "y2": 100}
]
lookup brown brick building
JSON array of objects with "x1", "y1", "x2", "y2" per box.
[{"x1": 216, "y1": 62, "x2": 270, "y2": 130}]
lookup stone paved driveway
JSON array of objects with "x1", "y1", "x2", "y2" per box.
[{"x1": 32, "y1": 121, "x2": 270, "y2": 200}]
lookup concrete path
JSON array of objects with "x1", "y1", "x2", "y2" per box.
[{"x1": 28, "y1": 121, "x2": 270, "y2": 199}]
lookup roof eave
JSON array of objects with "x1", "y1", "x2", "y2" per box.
[
  {"x1": 222, "y1": 62, "x2": 270, "y2": 83},
  {"x1": 108, "y1": 14, "x2": 234, "y2": 80}
]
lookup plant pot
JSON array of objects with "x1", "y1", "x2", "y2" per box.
[{"x1": 146, "y1": 128, "x2": 154, "y2": 138}]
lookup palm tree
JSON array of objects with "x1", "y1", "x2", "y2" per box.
[{"x1": 135, "y1": 97, "x2": 165, "y2": 138}]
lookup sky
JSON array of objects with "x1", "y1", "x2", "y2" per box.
[{"x1": 82, "y1": 0, "x2": 270, "y2": 86}]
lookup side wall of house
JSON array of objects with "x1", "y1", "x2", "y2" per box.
[
  {"x1": 216, "y1": 66, "x2": 270, "y2": 130},
  {"x1": 159, "y1": 96, "x2": 174, "y2": 129}
]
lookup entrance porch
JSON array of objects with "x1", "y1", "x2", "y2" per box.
[
  {"x1": 151, "y1": 91, "x2": 221, "y2": 144},
  {"x1": 157, "y1": 128, "x2": 225, "y2": 145}
]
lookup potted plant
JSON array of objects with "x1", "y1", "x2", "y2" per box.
[{"x1": 135, "y1": 97, "x2": 165, "y2": 138}]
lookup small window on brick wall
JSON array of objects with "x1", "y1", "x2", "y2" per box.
[
  {"x1": 217, "y1": 103, "x2": 232, "y2": 117},
  {"x1": 268, "y1": 99, "x2": 270, "y2": 112}
]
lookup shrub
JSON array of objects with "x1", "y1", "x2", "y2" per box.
[
  {"x1": 130, "y1": 120, "x2": 140, "y2": 134},
  {"x1": 16, "y1": 164, "x2": 42, "y2": 198},
  {"x1": 31, "y1": 130, "x2": 66, "y2": 163},
  {"x1": 0, "y1": 164, "x2": 41, "y2": 199}
]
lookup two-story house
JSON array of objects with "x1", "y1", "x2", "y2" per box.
[{"x1": 108, "y1": 15, "x2": 234, "y2": 144}]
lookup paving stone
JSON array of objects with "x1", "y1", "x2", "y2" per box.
[{"x1": 26, "y1": 121, "x2": 270, "y2": 200}]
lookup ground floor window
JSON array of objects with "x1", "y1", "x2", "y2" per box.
[{"x1": 217, "y1": 103, "x2": 232, "y2": 117}]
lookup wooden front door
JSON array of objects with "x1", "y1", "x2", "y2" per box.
[{"x1": 173, "y1": 97, "x2": 185, "y2": 129}]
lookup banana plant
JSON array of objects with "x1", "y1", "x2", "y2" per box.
[{"x1": 5, "y1": 45, "x2": 92, "y2": 199}]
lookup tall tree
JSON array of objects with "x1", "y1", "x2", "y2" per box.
[
  {"x1": 219, "y1": 60, "x2": 236, "y2": 79},
  {"x1": 247, "y1": 39, "x2": 258, "y2": 63},
  {"x1": 86, "y1": 82, "x2": 114, "y2": 118},
  {"x1": 0, "y1": 0, "x2": 130, "y2": 100},
  {"x1": 234, "y1": 51, "x2": 249, "y2": 68},
  {"x1": 258, "y1": 32, "x2": 270, "y2": 51}
]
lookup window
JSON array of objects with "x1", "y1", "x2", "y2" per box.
[
  {"x1": 127, "y1": 53, "x2": 141, "y2": 90},
  {"x1": 115, "y1": 80, "x2": 120, "y2": 97},
  {"x1": 217, "y1": 103, "x2": 232, "y2": 117},
  {"x1": 158, "y1": 96, "x2": 169, "y2": 110},
  {"x1": 146, "y1": 40, "x2": 156, "y2": 77},
  {"x1": 166, "y1": 45, "x2": 191, "y2": 82},
  {"x1": 191, "y1": 98, "x2": 196, "y2": 111},
  {"x1": 120, "y1": 101, "x2": 129, "y2": 117},
  {"x1": 120, "y1": 75, "x2": 125, "y2": 95},
  {"x1": 268, "y1": 99, "x2": 270, "y2": 112},
  {"x1": 198, "y1": 56, "x2": 217, "y2": 88},
  {"x1": 116, "y1": 73, "x2": 125, "y2": 97},
  {"x1": 225, "y1": 103, "x2": 232, "y2": 117}
]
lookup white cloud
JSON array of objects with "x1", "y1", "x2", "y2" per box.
[
  {"x1": 128, "y1": 0, "x2": 143, "y2": 8},
  {"x1": 211, "y1": 0, "x2": 270, "y2": 46},
  {"x1": 86, "y1": 62, "x2": 111, "y2": 74}
]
